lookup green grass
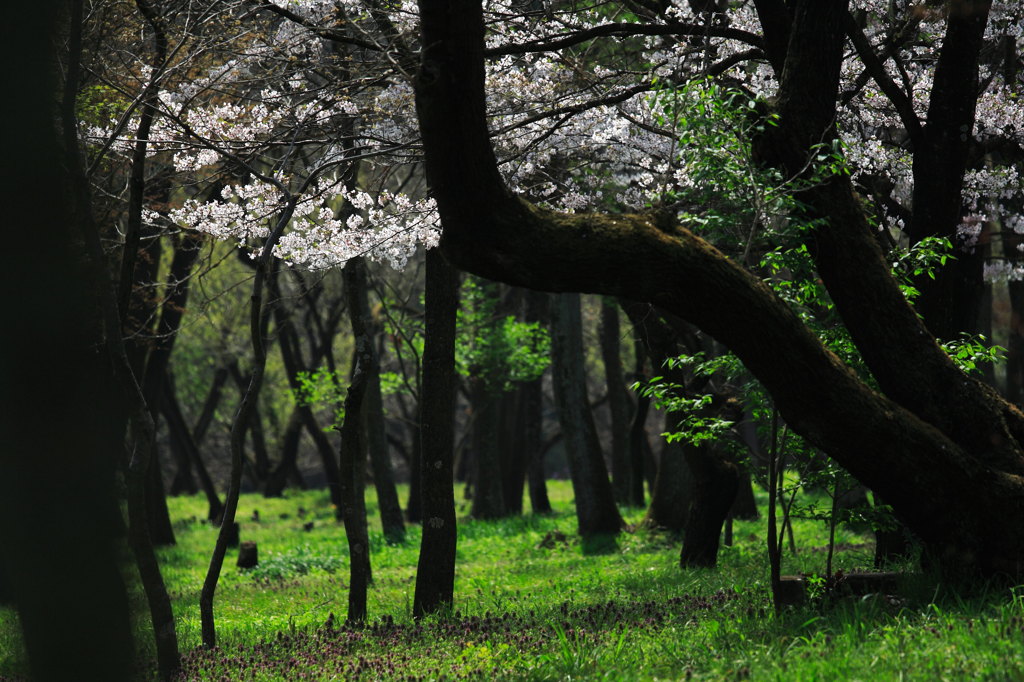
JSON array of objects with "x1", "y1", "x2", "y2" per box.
[{"x1": 3, "y1": 482, "x2": 1024, "y2": 680}]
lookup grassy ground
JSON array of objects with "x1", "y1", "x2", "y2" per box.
[{"x1": 2, "y1": 481, "x2": 1024, "y2": 680}]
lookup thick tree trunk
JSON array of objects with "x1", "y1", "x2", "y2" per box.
[
  {"x1": 646, "y1": 440, "x2": 693, "y2": 532},
  {"x1": 413, "y1": 249, "x2": 460, "y2": 616},
  {"x1": 550, "y1": 293, "x2": 624, "y2": 538},
  {"x1": 413, "y1": 0, "x2": 1024, "y2": 574},
  {"x1": 679, "y1": 444, "x2": 739, "y2": 567},
  {"x1": 1, "y1": 9, "x2": 136, "y2": 676}
]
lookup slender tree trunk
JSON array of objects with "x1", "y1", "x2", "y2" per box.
[
  {"x1": 600, "y1": 299, "x2": 634, "y2": 504},
  {"x1": 339, "y1": 258, "x2": 374, "y2": 623},
  {"x1": 523, "y1": 290, "x2": 552, "y2": 513},
  {"x1": 356, "y1": 271, "x2": 406, "y2": 542},
  {"x1": 271, "y1": 301, "x2": 345, "y2": 516},
  {"x1": 502, "y1": 386, "x2": 529, "y2": 514},
  {"x1": 550, "y1": 293, "x2": 623, "y2": 538},
  {"x1": 413, "y1": 249, "x2": 460, "y2": 616},
  {"x1": 200, "y1": 195, "x2": 298, "y2": 648}
]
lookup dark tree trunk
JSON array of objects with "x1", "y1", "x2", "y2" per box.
[
  {"x1": 339, "y1": 258, "x2": 375, "y2": 623},
  {"x1": 729, "y1": 465, "x2": 760, "y2": 521},
  {"x1": 365, "y1": 369, "x2": 407, "y2": 541},
  {"x1": 523, "y1": 290, "x2": 551, "y2": 514},
  {"x1": 200, "y1": 192, "x2": 299, "y2": 649},
  {"x1": 625, "y1": 331, "x2": 653, "y2": 507},
  {"x1": 679, "y1": 443, "x2": 740, "y2": 567},
  {"x1": 600, "y1": 299, "x2": 634, "y2": 504},
  {"x1": 413, "y1": 249, "x2": 460, "y2": 616},
  {"x1": 1, "y1": 8, "x2": 136, "y2": 676},
  {"x1": 502, "y1": 386, "x2": 529, "y2": 514},
  {"x1": 229, "y1": 361, "x2": 273, "y2": 484},
  {"x1": 470, "y1": 378, "x2": 507, "y2": 519},
  {"x1": 1007, "y1": 280, "x2": 1024, "y2": 405},
  {"x1": 908, "y1": 1, "x2": 992, "y2": 342},
  {"x1": 413, "y1": 0, "x2": 1024, "y2": 575},
  {"x1": 406, "y1": 422, "x2": 423, "y2": 523},
  {"x1": 645, "y1": 440, "x2": 693, "y2": 532},
  {"x1": 550, "y1": 293, "x2": 624, "y2": 538},
  {"x1": 623, "y1": 303, "x2": 700, "y2": 532}
]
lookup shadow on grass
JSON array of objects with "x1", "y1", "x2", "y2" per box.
[{"x1": 581, "y1": 533, "x2": 619, "y2": 556}]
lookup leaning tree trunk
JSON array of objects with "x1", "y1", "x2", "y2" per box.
[
  {"x1": 549, "y1": 293, "x2": 624, "y2": 538},
  {"x1": 200, "y1": 195, "x2": 298, "y2": 648},
  {"x1": 271, "y1": 280, "x2": 346, "y2": 517},
  {"x1": 412, "y1": 249, "x2": 460, "y2": 616},
  {"x1": 412, "y1": 0, "x2": 1024, "y2": 575}
]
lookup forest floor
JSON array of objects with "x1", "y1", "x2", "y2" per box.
[{"x1": 2, "y1": 481, "x2": 1024, "y2": 680}]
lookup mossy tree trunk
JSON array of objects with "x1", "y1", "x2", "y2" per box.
[{"x1": 413, "y1": 0, "x2": 1024, "y2": 575}]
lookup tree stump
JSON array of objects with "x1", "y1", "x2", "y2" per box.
[{"x1": 237, "y1": 541, "x2": 258, "y2": 569}]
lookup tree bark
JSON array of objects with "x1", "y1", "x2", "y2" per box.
[
  {"x1": 1, "y1": 7, "x2": 136, "y2": 677},
  {"x1": 413, "y1": 249, "x2": 460, "y2": 616},
  {"x1": 600, "y1": 299, "x2": 634, "y2": 504},
  {"x1": 550, "y1": 293, "x2": 624, "y2": 538},
  {"x1": 339, "y1": 258, "x2": 374, "y2": 623}
]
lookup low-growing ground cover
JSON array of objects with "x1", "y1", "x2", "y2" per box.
[{"x1": 2, "y1": 482, "x2": 1024, "y2": 680}]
